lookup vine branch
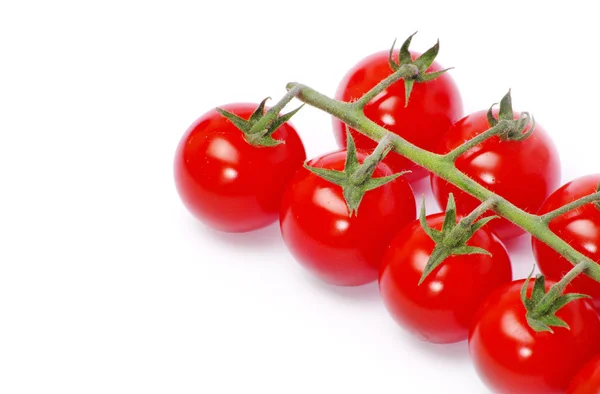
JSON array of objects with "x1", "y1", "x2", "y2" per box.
[
  {"x1": 541, "y1": 191, "x2": 600, "y2": 222},
  {"x1": 443, "y1": 125, "x2": 501, "y2": 162},
  {"x1": 353, "y1": 64, "x2": 418, "y2": 108},
  {"x1": 284, "y1": 81, "x2": 600, "y2": 284}
]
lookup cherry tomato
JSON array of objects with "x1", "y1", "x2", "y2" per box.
[
  {"x1": 567, "y1": 355, "x2": 600, "y2": 394},
  {"x1": 431, "y1": 110, "x2": 561, "y2": 240},
  {"x1": 174, "y1": 103, "x2": 306, "y2": 233},
  {"x1": 532, "y1": 174, "x2": 600, "y2": 310},
  {"x1": 469, "y1": 279, "x2": 600, "y2": 394},
  {"x1": 378, "y1": 213, "x2": 512, "y2": 344},
  {"x1": 333, "y1": 50, "x2": 463, "y2": 181},
  {"x1": 280, "y1": 150, "x2": 416, "y2": 286}
]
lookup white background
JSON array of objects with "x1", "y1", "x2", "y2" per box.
[{"x1": 1, "y1": 1, "x2": 599, "y2": 393}]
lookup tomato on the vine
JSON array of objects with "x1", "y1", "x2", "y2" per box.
[
  {"x1": 469, "y1": 279, "x2": 600, "y2": 394},
  {"x1": 332, "y1": 50, "x2": 463, "y2": 181},
  {"x1": 567, "y1": 355, "x2": 600, "y2": 394},
  {"x1": 174, "y1": 103, "x2": 306, "y2": 233},
  {"x1": 378, "y1": 213, "x2": 512, "y2": 344},
  {"x1": 431, "y1": 110, "x2": 561, "y2": 240},
  {"x1": 280, "y1": 150, "x2": 416, "y2": 286},
  {"x1": 532, "y1": 174, "x2": 600, "y2": 310}
]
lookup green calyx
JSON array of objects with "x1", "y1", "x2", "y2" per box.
[
  {"x1": 388, "y1": 32, "x2": 452, "y2": 107},
  {"x1": 418, "y1": 194, "x2": 498, "y2": 285},
  {"x1": 521, "y1": 262, "x2": 591, "y2": 333},
  {"x1": 305, "y1": 131, "x2": 406, "y2": 216},
  {"x1": 487, "y1": 90, "x2": 535, "y2": 142},
  {"x1": 216, "y1": 97, "x2": 303, "y2": 147}
]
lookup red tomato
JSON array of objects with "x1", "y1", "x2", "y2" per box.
[
  {"x1": 568, "y1": 355, "x2": 600, "y2": 394},
  {"x1": 333, "y1": 50, "x2": 463, "y2": 181},
  {"x1": 174, "y1": 103, "x2": 306, "y2": 233},
  {"x1": 378, "y1": 213, "x2": 512, "y2": 344},
  {"x1": 532, "y1": 174, "x2": 600, "y2": 310},
  {"x1": 280, "y1": 150, "x2": 416, "y2": 286},
  {"x1": 469, "y1": 279, "x2": 600, "y2": 394},
  {"x1": 431, "y1": 110, "x2": 561, "y2": 240}
]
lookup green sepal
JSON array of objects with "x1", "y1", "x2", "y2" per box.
[
  {"x1": 521, "y1": 268, "x2": 537, "y2": 310},
  {"x1": 486, "y1": 103, "x2": 499, "y2": 127},
  {"x1": 412, "y1": 39, "x2": 439, "y2": 73},
  {"x1": 418, "y1": 244, "x2": 491, "y2": 286},
  {"x1": 251, "y1": 136, "x2": 284, "y2": 147},
  {"x1": 471, "y1": 215, "x2": 500, "y2": 233},
  {"x1": 451, "y1": 245, "x2": 492, "y2": 256},
  {"x1": 498, "y1": 89, "x2": 514, "y2": 121},
  {"x1": 305, "y1": 130, "x2": 406, "y2": 216},
  {"x1": 265, "y1": 104, "x2": 304, "y2": 138},
  {"x1": 486, "y1": 90, "x2": 535, "y2": 142},
  {"x1": 548, "y1": 293, "x2": 591, "y2": 315},
  {"x1": 403, "y1": 80, "x2": 415, "y2": 107},
  {"x1": 521, "y1": 270, "x2": 592, "y2": 333},
  {"x1": 539, "y1": 314, "x2": 569, "y2": 329},
  {"x1": 388, "y1": 38, "x2": 399, "y2": 71},
  {"x1": 216, "y1": 108, "x2": 252, "y2": 133},
  {"x1": 419, "y1": 196, "x2": 443, "y2": 243},
  {"x1": 344, "y1": 130, "x2": 360, "y2": 173},
  {"x1": 304, "y1": 165, "x2": 346, "y2": 185},
  {"x1": 441, "y1": 194, "x2": 457, "y2": 233},
  {"x1": 531, "y1": 273, "x2": 547, "y2": 303},
  {"x1": 417, "y1": 69, "x2": 452, "y2": 83},
  {"x1": 248, "y1": 97, "x2": 270, "y2": 125},
  {"x1": 363, "y1": 173, "x2": 406, "y2": 191},
  {"x1": 216, "y1": 98, "x2": 303, "y2": 148},
  {"x1": 418, "y1": 246, "x2": 450, "y2": 285},
  {"x1": 388, "y1": 33, "x2": 451, "y2": 106},
  {"x1": 418, "y1": 194, "x2": 497, "y2": 285},
  {"x1": 387, "y1": 33, "x2": 416, "y2": 71},
  {"x1": 526, "y1": 316, "x2": 556, "y2": 333},
  {"x1": 399, "y1": 32, "x2": 416, "y2": 66}
]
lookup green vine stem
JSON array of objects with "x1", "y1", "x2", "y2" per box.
[
  {"x1": 443, "y1": 108, "x2": 533, "y2": 162},
  {"x1": 541, "y1": 191, "x2": 600, "y2": 222},
  {"x1": 350, "y1": 132, "x2": 395, "y2": 184},
  {"x1": 284, "y1": 80, "x2": 600, "y2": 284},
  {"x1": 353, "y1": 64, "x2": 418, "y2": 108},
  {"x1": 443, "y1": 123, "x2": 503, "y2": 162}
]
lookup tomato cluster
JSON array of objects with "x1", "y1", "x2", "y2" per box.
[{"x1": 174, "y1": 38, "x2": 600, "y2": 393}]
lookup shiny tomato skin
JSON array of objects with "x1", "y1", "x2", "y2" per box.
[
  {"x1": 431, "y1": 110, "x2": 561, "y2": 240},
  {"x1": 174, "y1": 103, "x2": 306, "y2": 233},
  {"x1": 469, "y1": 279, "x2": 600, "y2": 394},
  {"x1": 378, "y1": 213, "x2": 512, "y2": 344},
  {"x1": 280, "y1": 150, "x2": 416, "y2": 286},
  {"x1": 532, "y1": 174, "x2": 600, "y2": 310},
  {"x1": 567, "y1": 355, "x2": 600, "y2": 394},
  {"x1": 333, "y1": 50, "x2": 463, "y2": 181}
]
